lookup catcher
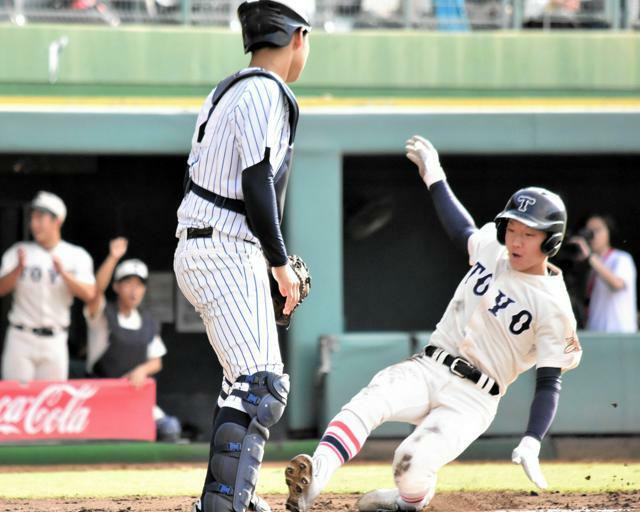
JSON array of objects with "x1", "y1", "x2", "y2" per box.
[
  {"x1": 284, "y1": 135, "x2": 582, "y2": 512},
  {"x1": 173, "y1": 1, "x2": 312, "y2": 511}
]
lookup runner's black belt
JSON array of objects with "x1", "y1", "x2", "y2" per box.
[
  {"x1": 11, "y1": 324, "x2": 68, "y2": 337},
  {"x1": 188, "y1": 180, "x2": 246, "y2": 215},
  {"x1": 424, "y1": 345, "x2": 500, "y2": 396}
]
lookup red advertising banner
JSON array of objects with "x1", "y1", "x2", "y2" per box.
[{"x1": 0, "y1": 379, "x2": 156, "y2": 442}]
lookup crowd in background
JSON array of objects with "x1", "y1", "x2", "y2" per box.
[{"x1": 3, "y1": 0, "x2": 639, "y2": 30}]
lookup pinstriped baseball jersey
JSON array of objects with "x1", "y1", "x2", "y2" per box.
[
  {"x1": 173, "y1": 68, "x2": 296, "y2": 394},
  {"x1": 176, "y1": 67, "x2": 291, "y2": 245}
]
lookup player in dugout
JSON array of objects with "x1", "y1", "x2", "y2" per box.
[
  {"x1": 84, "y1": 237, "x2": 181, "y2": 442},
  {"x1": 0, "y1": 191, "x2": 95, "y2": 382},
  {"x1": 284, "y1": 136, "x2": 583, "y2": 512}
]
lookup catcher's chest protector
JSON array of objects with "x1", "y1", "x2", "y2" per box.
[{"x1": 193, "y1": 68, "x2": 300, "y2": 221}]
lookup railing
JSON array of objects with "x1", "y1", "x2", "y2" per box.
[{"x1": 1, "y1": 0, "x2": 638, "y2": 29}]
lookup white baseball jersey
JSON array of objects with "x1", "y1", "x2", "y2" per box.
[
  {"x1": 587, "y1": 248, "x2": 637, "y2": 333},
  {"x1": 176, "y1": 67, "x2": 291, "y2": 244},
  {"x1": 430, "y1": 223, "x2": 582, "y2": 393},
  {"x1": 0, "y1": 241, "x2": 95, "y2": 330},
  {"x1": 83, "y1": 296, "x2": 167, "y2": 374}
]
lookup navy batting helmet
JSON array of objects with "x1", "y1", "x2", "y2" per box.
[
  {"x1": 495, "y1": 187, "x2": 567, "y2": 257},
  {"x1": 238, "y1": 0, "x2": 311, "y2": 54}
]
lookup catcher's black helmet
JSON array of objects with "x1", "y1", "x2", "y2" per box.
[
  {"x1": 238, "y1": 0, "x2": 311, "y2": 54},
  {"x1": 495, "y1": 187, "x2": 567, "y2": 257}
]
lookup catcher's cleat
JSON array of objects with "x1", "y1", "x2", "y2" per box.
[
  {"x1": 249, "y1": 494, "x2": 272, "y2": 512},
  {"x1": 357, "y1": 488, "x2": 425, "y2": 512},
  {"x1": 191, "y1": 494, "x2": 272, "y2": 512},
  {"x1": 285, "y1": 454, "x2": 315, "y2": 512}
]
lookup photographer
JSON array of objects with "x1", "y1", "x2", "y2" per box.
[{"x1": 569, "y1": 214, "x2": 637, "y2": 333}]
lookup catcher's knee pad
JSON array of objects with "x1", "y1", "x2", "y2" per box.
[
  {"x1": 204, "y1": 422, "x2": 247, "y2": 512},
  {"x1": 230, "y1": 372, "x2": 289, "y2": 511},
  {"x1": 235, "y1": 372, "x2": 289, "y2": 428}
]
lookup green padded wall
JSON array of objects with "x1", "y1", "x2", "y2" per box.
[
  {"x1": 319, "y1": 333, "x2": 415, "y2": 438},
  {"x1": 321, "y1": 333, "x2": 640, "y2": 437}
]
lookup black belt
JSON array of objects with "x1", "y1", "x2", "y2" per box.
[
  {"x1": 11, "y1": 324, "x2": 67, "y2": 337},
  {"x1": 424, "y1": 345, "x2": 500, "y2": 396},
  {"x1": 188, "y1": 180, "x2": 246, "y2": 215},
  {"x1": 186, "y1": 226, "x2": 257, "y2": 244},
  {"x1": 187, "y1": 227, "x2": 214, "y2": 239}
]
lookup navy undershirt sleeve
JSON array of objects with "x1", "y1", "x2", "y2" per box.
[
  {"x1": 429, "y1": 180, "x2": 477, "y2": 253},
  {"x1": 525, "y1": 367, "x2": 562, "y2": 441},
  {"x1": 242, "y1": 149, "x2": 288, "y2": 267}
]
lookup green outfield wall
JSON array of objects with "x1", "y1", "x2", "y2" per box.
[{"x1": 1, "y1": 24, "x2": 639, "y2": 96}]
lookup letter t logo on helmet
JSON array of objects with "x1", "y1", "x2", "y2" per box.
[{"x1": 516, "y1": 195, "x2": 536, "y2": 212}]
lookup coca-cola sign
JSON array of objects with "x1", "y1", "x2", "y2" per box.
[{"x1": 0, "y1": 379, "x2": 156, "y2": 441}]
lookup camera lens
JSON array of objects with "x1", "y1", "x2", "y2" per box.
[{"x1": 577, "y1": 228, "x2": 595, "y2": 242}]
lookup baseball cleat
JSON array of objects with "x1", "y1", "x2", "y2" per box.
[
  {"x1": 357, "y1": 489, "x2": 399, "y2": 511},
  {"x1": 250, "y1": 494, "x2": 272, "y2": 512},
  {"x1": 191, "y1": 494, "x2": 271, "y2": 512},
  {"x1": 357, "y1": 488, "x2": 425, "y2": 511},
  {"x1": 285, "y1": 454, "x2": 315, "y2": 512}
]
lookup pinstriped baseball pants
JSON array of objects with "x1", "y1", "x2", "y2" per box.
[{"x1": 174, "y1": 232, "x2": 283, "y2": 385}]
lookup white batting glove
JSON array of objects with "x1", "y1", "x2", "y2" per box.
[
  {"x1": 512, "y1": 436, "x2": 548, "y2": 489},
  {"x1": 405, "y1": 135, "x2": 446, "y2": 189}
]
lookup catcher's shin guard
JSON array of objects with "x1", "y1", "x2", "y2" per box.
[
  {"x1": 204, "y1": 421, "x2": 247, "y2": 512},
  {"x1": 232, "y1": 372, "x2": 289, "y2": 511}
]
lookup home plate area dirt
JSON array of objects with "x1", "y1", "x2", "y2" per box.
[{"x1": 1, "y1": 491, "x2": 639, "y2": 512}]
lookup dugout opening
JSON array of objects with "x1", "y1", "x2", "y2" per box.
[{"x1": 342, "y1": 153, "x2": 640, "y2": 332}]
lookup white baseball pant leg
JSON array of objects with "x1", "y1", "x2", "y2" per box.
[
  {"x1": 342, "y1": 354, "x2": 499, "y2": 506},
  {"x1": 174, "y1": 234, "x2": 283, "y2": 390},
  {"x1": 2, "y1": 326, "x2": 69, "y2": 381}
]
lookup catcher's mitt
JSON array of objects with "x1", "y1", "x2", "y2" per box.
[{"x1": 268, "y1": 254, "x2": 311, "y2": 328}]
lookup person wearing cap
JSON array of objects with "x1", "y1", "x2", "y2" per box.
[
  {"x1": 283, "y1": 138, "x2": 582, "y2": 512},
  {"x1": 84, "y1": 237, "x2": 181, "y2": 442},
  {"x1": 0, "y1": 191, "x2": 96, "y2": 382},
  {"x1": 174, "y1": 1, "x2": 311, "y2": 511}
]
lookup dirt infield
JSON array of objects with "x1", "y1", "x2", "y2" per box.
[{"x1": 1, "y1": 491, "x2": 639, "y2": 512}]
